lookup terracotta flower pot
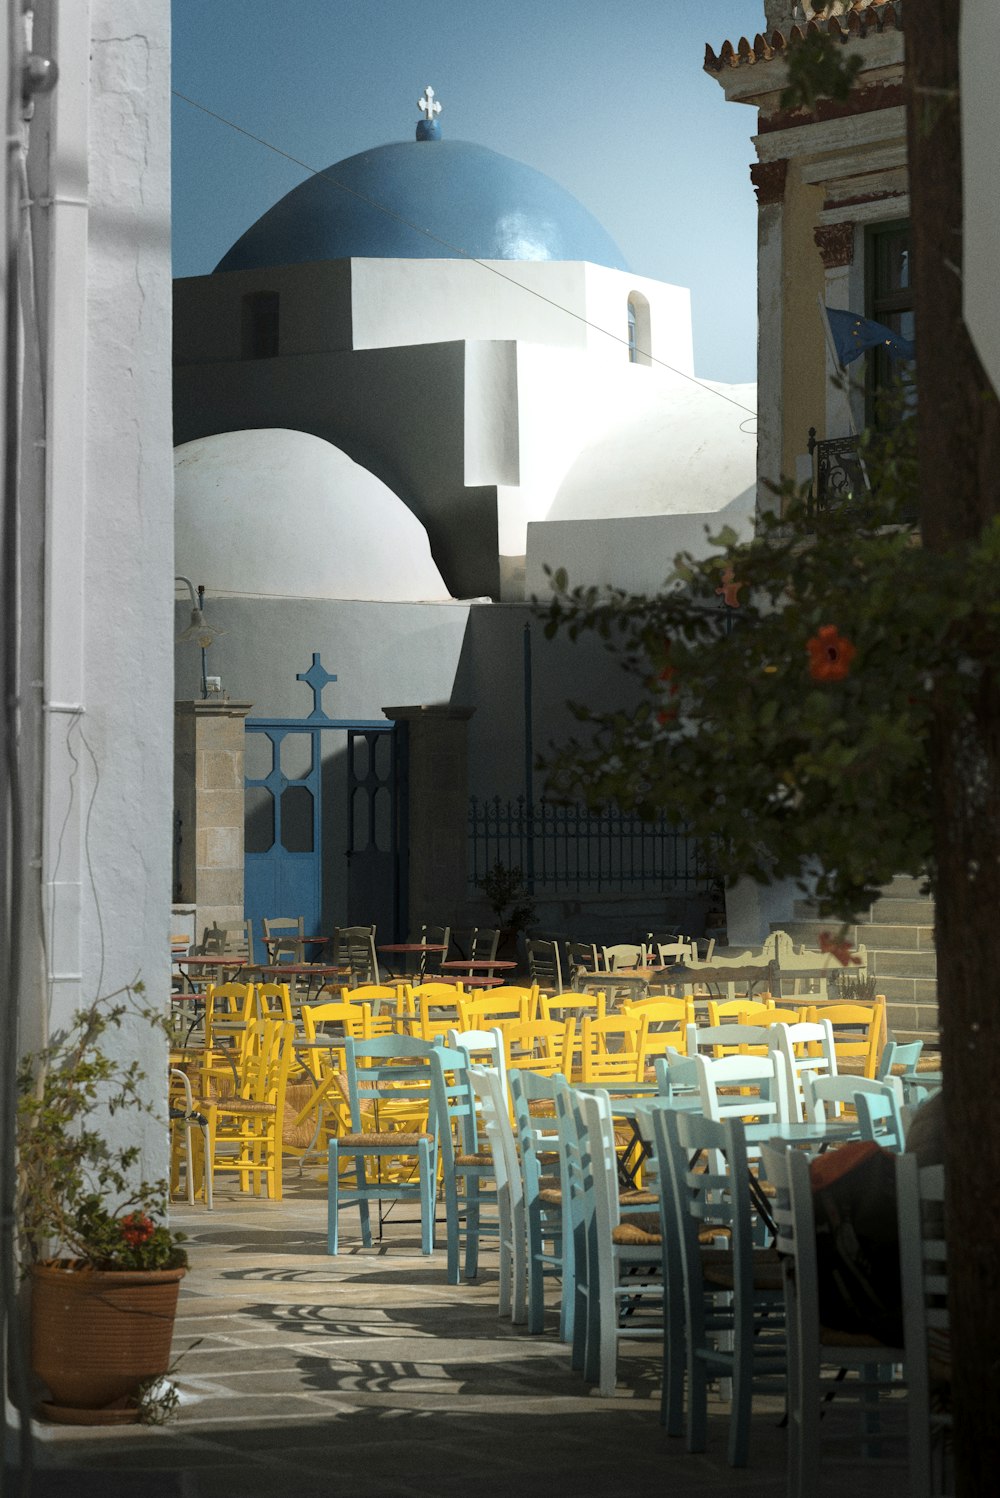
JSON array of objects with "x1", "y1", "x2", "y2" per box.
[{"x1": 31, "y1": 1261, "x2": 185, "y2": 1418}]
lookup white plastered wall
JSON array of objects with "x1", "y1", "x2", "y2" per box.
[
  {"x1": 33, "y1": 1, "x2": 174, "y2": 1182},
  {"x1": 962, "y1": 7, "x2": 1000, "y2": 396}
]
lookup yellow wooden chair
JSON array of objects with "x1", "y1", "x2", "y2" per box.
[
  {"x1": 502, "y1": 1016, "x2": 577, "y2": 1080},
  {"x1": 411, "y1": 983, "x2": 465, "y2": 1041},
  {"x1": 540, "y1": 989, "x2": 606, "y2": 1025},
  {"x1": 579, "y1": 1012, "x2": 649, "y2": 1086},
  {"x1": 194, "y1": 1017, "x2": 295, "y2": 1200},
  {"x1": 253, "y1": 981, "x2": 294, "y2": 1023},
  {"x1": 622, "y1": 996, "x2": 693, "y2": 1068},
  {"x1": 806, "y1": 997, "x2": 886, "y2": 1077},
  {"x1": 457, "y1": 986, "x2": 537, "y2": 1030}
]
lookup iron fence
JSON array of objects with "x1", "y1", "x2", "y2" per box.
[{"x1": 468, "y1": 796, "x2": 715, "y2": 894}]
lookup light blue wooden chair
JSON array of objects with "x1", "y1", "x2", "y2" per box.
[
  {"x1": 428, "y1": 1042, "x2": 497, "y2": 1284},
  {"x1": 855, "y1": 1086, "x2": 907, "y2": 1150},
  {"x1": 576, "y1": 1088, "x2": 664, "y2": 1397},
  {"x1": 510, "y1": 1069, "x2": 568, "y2": 1337},
  {"x1": 659, "y1": 1107, "x2": 786, "y2": 1466},
  {"x1": 327, "y1": 1033, "x2": 437, "y2": 1255}
]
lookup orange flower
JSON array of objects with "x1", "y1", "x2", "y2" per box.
[
  {"x1": 818, "y1": 930, "x2": 862, "y2": 967},
  {"x1": 715, "y1": 565, "x2": 743, "y2": 608},
  {"x1": 807, "y1": 625, "x2": 856, "y2": 682}
]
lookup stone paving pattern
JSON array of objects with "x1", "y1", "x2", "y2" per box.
[{"x1": 22, "y1": 1173, "x2": 909, "y2": 1497}]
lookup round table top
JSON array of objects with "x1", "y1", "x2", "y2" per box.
[
  {"x1": 173, "y1": 954, "x2": 247, "y2": 967},
  {"x1": 440, "y1": 959, "x2": 517, "y2": 971},
  {"x1": 248, "y1": 964, "x2": 351, "y2": 978},
  {"x1": 378, "y1": 943, "x2": 449, "y2": 953},
  {"x1": 453, "y1": 974, "x2": 507, "y2": 988}
]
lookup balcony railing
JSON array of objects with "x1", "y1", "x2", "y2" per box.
[{"x1": 807, "y1": 429, "x2": 871, "y2": 516}]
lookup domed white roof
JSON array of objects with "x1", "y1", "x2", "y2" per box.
[
  {"x1": 548, "y1": 380, "x2": 758, "y2": 521},
  {"x1": 174, "y1": 428, "x2": 451, "y2": 601}
]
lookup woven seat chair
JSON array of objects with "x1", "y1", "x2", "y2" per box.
[
  {"x1": 657, "y1": 1107, "x2": 786, "y2": 1465},
  {"x1": 327, "y1": 1034, "x2": 437, "y2": 1254},
  {"x1": 428, "y1": 1043, "x2": 500, "y2": 1284},
  {"x1": 191, "y1": 1016, "x2": 295, "y2": 1201}
]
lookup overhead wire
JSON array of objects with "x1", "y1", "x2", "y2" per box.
[{"x1": 171, "y1": 89, "x2": 757, "y2": 426}]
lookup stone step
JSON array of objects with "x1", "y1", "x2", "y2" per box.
[
  {"x1": 857, "y1": 921, "x2": 935, "y2": 952},
  {"x1": 871, "y1": 948, "x2": 937, "y2": 980},
  {"x1": 868, "y1": 896, "x2": 935, "y2": 925},
  {"x1": 873, "y1": 974, "x2": 938, "y2": 1006},
  {"x1": 878, "y1": 874, "x2": 931, "y2": 900}
]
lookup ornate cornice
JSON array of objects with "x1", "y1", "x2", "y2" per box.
[
  {"x1": 750, "y1": 158, "x2": 788, "y2": 206},
  {"x1": 814, "y1": 221, "x2": 855, "y2": 268}
]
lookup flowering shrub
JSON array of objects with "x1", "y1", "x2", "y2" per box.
[
  {"x1": 16, "y1": 984, "x2": 187, "y2": 1272},
  {"x1": 71, "y1": 1197, "x2": 187, "y2": 1272},
  {"x1": 539, "y1": 394, "x2": 1000, "y2": 920}
]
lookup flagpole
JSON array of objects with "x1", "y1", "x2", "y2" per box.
[{"x1": 816, "y1": 296, "x2": 871, "y2": 492}]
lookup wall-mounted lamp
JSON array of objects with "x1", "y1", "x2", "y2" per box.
[{"x1": 175, "y1": 576, "x2": 225, "y2": 699}]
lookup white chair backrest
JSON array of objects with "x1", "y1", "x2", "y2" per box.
[
  {"x1": 686, "y1": 1021, "x2": 770, "y2": 1058},
  {"x1": 467, "y1": 1065, "x2": 520, "y2": 1207},
  {"x1": 601, "y1": 943, "x2": 643, "y2": 971},
  {"x1": 446, "y1": 1026, "x2": 507, "y2": 1100},
  {"x1": 802, "y1": 1071, "x2": 903, "y2": 1124},
  {"x1": 769, "y1": 1019, "x2": 838, "y2": 1122},
  {"x1": 695, "y1": 1050, "x2": 791, "y2": 1125}
]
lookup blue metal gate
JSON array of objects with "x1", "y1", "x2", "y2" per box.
[{"x1": 244, "y1": 655, "x2": 397, "y2": 960}]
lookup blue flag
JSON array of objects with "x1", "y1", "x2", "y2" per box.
[{"x1": 824, "y1": 307, "x2": 915, "y2": 366}]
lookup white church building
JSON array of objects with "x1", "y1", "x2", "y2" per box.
[{"x1": 172, "y1": 94, "x2": 757, "y2": 948}]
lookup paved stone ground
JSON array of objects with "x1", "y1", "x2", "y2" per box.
[{"x1": 17, "y1": 1171, "x2": 910, "y2": 1498}]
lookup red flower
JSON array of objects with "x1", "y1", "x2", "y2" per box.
[
  {"x1": 818, "y1": 930, "x2": 862, "y2": 967},
  {"x1": 807, "y1": 625, "x2": 856, "y2": 682},
  {"x1": 654, "y1": 640, "x2": 679, "y2": 725},
  {"x1": 120, "y1": 1212, "x2": 155, "y2": 1247},
  {"x1": 715, "y1": 565, "x2": 743, "y2": 608}
]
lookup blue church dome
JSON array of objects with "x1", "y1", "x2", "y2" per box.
[{"x1": 214, "y1": 138, "x2": 628, "y2": 273}]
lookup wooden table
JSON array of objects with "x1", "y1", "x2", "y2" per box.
[
  {"x1": 262, "y1": 934, "x2": 332, "y2": 963},
  {"x1": 378, "y1": 942, "x2": 449, "y2": 978},
  {"x1": 246, "y1": 964, "x2": 352, "y2": 1001},
  {"x1": 440, "y1": 959, "x2": 517, "y2": 975},
  {"x1": 172, "y1": 954, "x2": 249, "y2": 991}
]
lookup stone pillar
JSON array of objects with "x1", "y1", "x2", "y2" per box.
[
  {"x1": 174, "y1": 700, "x2": 253, "y2": 941},
  {"x1": 750, "y1": 155, "x2": 788, "y2": 514},
  {"x1": 382, "y1": 705, "x2": 474, "y2": 930}
]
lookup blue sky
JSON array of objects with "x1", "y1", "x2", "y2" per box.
[{"x1": 171, "y1": 1, "x2": 764, "y2": 382}]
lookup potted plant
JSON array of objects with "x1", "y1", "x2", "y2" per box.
[
  {"x1": 476, "y1": 861, "x2": 538, "y2": 961},
  {"x1": 16, "y1": 984, "x2": 188, "y2": 1424}
]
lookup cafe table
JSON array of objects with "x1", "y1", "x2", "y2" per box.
[
  {"x1": 377, "y1": 942, "x2": 449, "y2": 979},
  {"x1": 172, "y1": 953, "x2": 249, "y2": 992},
  {"x1": 440, "y1": 958, "x2": 517, "y2": 977},
  {"x1": 246, "y1": 963, "x2": 352, "y2": 1001},
  {"x1": 262, "y1": 933, "x2": 332, "y2": 963}
]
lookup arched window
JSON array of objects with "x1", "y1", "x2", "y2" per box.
[{"x1": 627, "y1": 292, "x2": 651, "y2": 367}]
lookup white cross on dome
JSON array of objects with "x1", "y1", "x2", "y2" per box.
[{"x1": 418, "y1": 86, "x2": 442, "y2": 121}]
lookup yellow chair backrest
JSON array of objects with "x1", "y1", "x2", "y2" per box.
[
  {"x1": 457, "y1": 986, "x2": 536, "y2": 1029},
  {"x1": 414, "y1": 986, "x2": 464, "y2": 1040},
  {"x1": 253, "y1": 982, "x2": 293, "y2": 1023},
  {"x1": 755, "y1": 1005, "x2": 802, "y2": 1026},
  {"x1": 205, "y1": 982, "x2": 255, "y2": 1051},
  {"x1": 806, "y1": 998, "x2": 885, "y2": 1078},
  {"x1": 503, "y1": 1017, "x2": 577, "y2": 1078},
  {"x1": 301, "y1": 999, "x2": 371, "y2": 1041},
  {"x1": 540, "y1": 989, "x2": 606, "y2": 1024},
  {"x1": 705, "y1": 996, "x2": 765, "y2": 1026},
  {"x1": 623, "y1": 996, "x2": 693, "y2": 1059},
  {"x1": 579, "y1": 1013, "x2": 649, "y2": 1085}
]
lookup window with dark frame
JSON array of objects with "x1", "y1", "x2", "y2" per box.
[
  {"x1": 241, "y1": 290, "x2": 280, "y2": 359},
  {"x1": 865, "y1": 220, "x2": 913, "y2": 426}
]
